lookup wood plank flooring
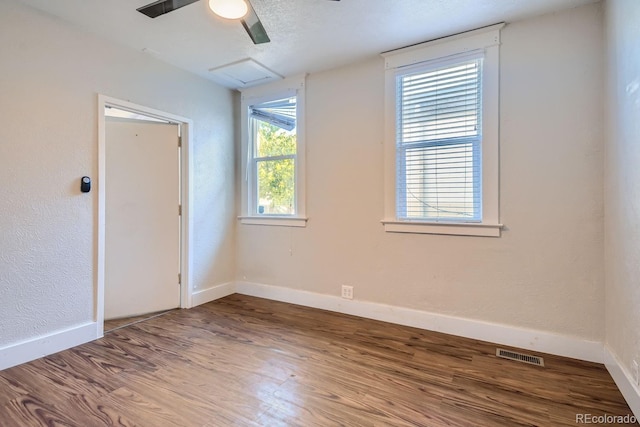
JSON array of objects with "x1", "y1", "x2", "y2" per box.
[
  {"x1": 104, "y1": 309, "x2": 177, "y2": 333},
  {"x1": 0, "y1": 294, "x2": 636, "y2": 426}
]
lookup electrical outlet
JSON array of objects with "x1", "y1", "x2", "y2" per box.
[
  {"x1": 633, "y1": 360, "x2": 639, "y2": 386},
  {"x1": 341, "y1": 285, "x2": 353, "y2": 300}
]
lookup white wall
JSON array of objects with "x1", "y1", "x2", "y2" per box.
[
  {"x1": 0, "y1": 0, "x2": 613, "y2": 371},
  {"x1": 0, "y1": 2, "x2": 235, "y2": 347},
  {"x1": 236, "y1": 3, "x2": 604, "y2": 342},
  {"x1": 605, "y1": 0, "x2": 640, "y2": 394}
]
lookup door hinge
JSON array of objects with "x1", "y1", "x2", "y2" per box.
[
  {"x1": 178, "y1": 273, "x2": 181, "y2": 284},
  {"x1": 178, "y1": 204, "x2": 182, "y2": 216},
  {"x1": 178, "y1": 136, "x2": 182, "y2": 147}
]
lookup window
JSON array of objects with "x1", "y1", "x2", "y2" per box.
[
  {"x1": 397, "y1": 55, "x2": 482, "y2": 222},
  {"x1": 251, "y1": 97, "x2": 297, "y2": 215},
  {"x1": 382, "y1": 24, "x2": 503, "y2": 237},
  {"x1": 239, "y1": 77, "x2": 307, "y2": 227}
]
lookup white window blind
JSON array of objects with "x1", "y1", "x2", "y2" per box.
[
  {"x1": 396, "y1": 52, "x2": 483, "y2": 222},
  {"x1": 250, "y1": 98, "x2": 296, "y2": 131}
]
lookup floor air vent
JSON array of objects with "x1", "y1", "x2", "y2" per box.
[{"x1": 496, "y1": 348, "x2": 545, "y2": 367}]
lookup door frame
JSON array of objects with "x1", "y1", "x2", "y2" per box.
[{"x1": 96, "y1": 95, "x2": 194, "y2": 336}]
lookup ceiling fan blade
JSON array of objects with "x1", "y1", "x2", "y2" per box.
[
  {"x1": 137, "y1": 0, "x2": 200, "y2": 18},
  {"x1": 241, "y1": 0, "x2": 270, "y2": 45}
]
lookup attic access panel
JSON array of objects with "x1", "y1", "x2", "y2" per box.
[{"x1": 208, "y1": 58, "x2": 282, "y2": 89}]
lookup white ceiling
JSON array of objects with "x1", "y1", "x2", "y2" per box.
[{"x1": 18, "y1": 0, "x2": 596, "y2": 89}]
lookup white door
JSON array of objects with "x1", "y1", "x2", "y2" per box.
[{"x1": 105, "y1": 117, "x2": 181, "y2": 319}]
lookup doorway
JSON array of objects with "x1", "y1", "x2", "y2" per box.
[
  {"x1": 105, "y1": 114, "x2": 180, "y2": 322},
  {"x1": 97, "y1": 96, "x2": 193, "y2": 336}
]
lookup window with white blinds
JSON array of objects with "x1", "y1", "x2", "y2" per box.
[
  {"x1": 396, "y1": 54, "x2": 483, "y2": 222},
  {"x1": 382, "y1": 24, "x2": 502, "y2": 237}
]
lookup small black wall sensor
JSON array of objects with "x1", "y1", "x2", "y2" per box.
[{"x1": 81, "y1": 176, "x2": 91, "y2": 193}]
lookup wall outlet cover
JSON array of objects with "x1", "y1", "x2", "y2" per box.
[{"x1": 341, "y1": 285, "x2": 353, "y2": 300}]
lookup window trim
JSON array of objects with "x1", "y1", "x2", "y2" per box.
[
  {"x1": 239, "y1": 76, "x2": 307, "y2": 227},
  {"x1": 381, "y1": 24, "x2": 504, "y2": 237}
]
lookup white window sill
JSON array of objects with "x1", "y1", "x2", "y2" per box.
[
  {"x1": 381, "y1": 220, "x2": 503, "y2": 237},
  {"x1": 239, "y1": 216, "x2": 308, "y2": 227}
]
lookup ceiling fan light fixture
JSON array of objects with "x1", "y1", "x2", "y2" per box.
[{"x1": 208, "y1": 0, "x2": 248, "y2": 20}]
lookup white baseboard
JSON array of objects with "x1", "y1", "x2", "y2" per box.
[
  {"x1": 0, "y1": 280, "x2": 235, "y2": 371},
  {"x1": 192, "y1": 281, "x2": 236, "y2": 307},
  {"x1": 235, "y1": 281, "x2": 604, "y2": 364},
  {"x1": 0, "y1": 322, "x2": 98, "y2": 371},
  {"x1": 605, "y1": 347, "x2": 640, "y2": 420}
]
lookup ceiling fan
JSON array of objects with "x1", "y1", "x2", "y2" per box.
[{"x1": 137, "y1": 0, "x2": 340, "y2": 45}]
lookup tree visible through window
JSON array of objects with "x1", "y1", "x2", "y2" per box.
[
  {"x1": 241, "y1": 78, "x2": 306, "y2": 226},
  {"x1": 255, "y1": 121, "x2": 296, "y2": 214}
]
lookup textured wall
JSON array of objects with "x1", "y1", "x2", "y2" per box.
[
  {"x1": 236, "y1": 3, "x2": 605, "y2": 341},
  {"x1": 0, "y1": 2, "x2": 235, "y2": 346},
  {"x1": 604, "y1": 0, "x2": 640, "y2": 380}
]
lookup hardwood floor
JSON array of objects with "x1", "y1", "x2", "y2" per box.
[
  {"x1": 104, "y1": 309, "x2": 177, "y2": 333},
  {"x1": 0, "y1": 294, "x2": 636, "y2": 426}
]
